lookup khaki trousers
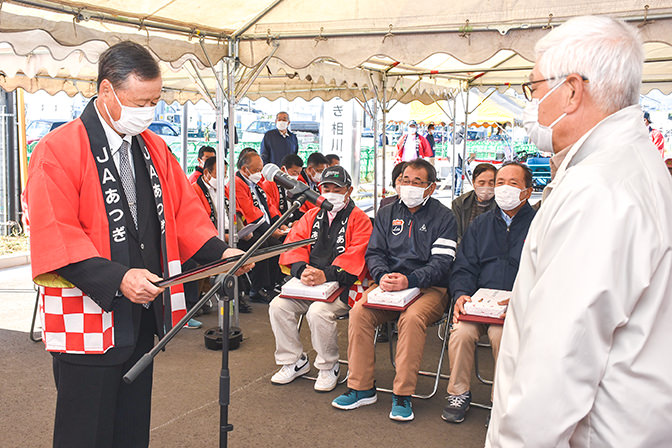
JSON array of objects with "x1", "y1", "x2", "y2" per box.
[
  {"x1": 446, "y1": 321, "x2": 502, "y2": 397},
  {"x1": 269, "y1": 295, "x2": 350, "y2": 370},
  {"x1": 347, "y1": 285, "x2": 448, "y2": 396}
]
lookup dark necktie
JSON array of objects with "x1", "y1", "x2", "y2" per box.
[{"x1": 118, "y1": 140, "x2": 138, "y2": 229}]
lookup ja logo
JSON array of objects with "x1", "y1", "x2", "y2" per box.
[{"x1": 392, "y1": 219, "x2": 404, "y2": 236}]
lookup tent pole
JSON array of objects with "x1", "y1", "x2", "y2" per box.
[
  {"x1": 451, "y1": 90, "x2": 457, "y2": 201},
  {"x1": 371, "y1": 96, "x2": 379, "y2": 215},
  {"x1": 181, "y1": 102, "x2": 189, "y2": 173},
  {"x1": 462, "y1": 86, "x2": 470, "y2": 195},
  {"x1": 381, "y1": 73, "x2": 387, "y2": 198}
]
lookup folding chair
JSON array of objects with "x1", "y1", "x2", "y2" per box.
[
  {"x1": 471, "y1": 339, "x2": 493, "y2": 410},
  {"x1": 29, "y1": 289, "x2": 42, "y2": 342},
  {"x1": 374, "y1": 313, "x2": 451, "y2": 399}
]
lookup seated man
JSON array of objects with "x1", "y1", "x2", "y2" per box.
[
  {"x1": 188, "y1": 145, "x2": 215, "y2": 183},
  {"x1": 332, "y1": 158, "x2": 457, "y2": 422},
  {"x1": 441, "y1": 162, "x2": 535, "y2": 424},
  {"x1": 451, "y1": 163, "x2": 497, "y2": 245},
  {"x1": 268, "y1": 166, "x2": 373, "y2": 392},
  {"x1": 226, "y1": 151, "x2": 287, "y2": 303},
  {"x1": 298, "y1": 152, "x2": 329, "y2": 213},
  {"x1": 266, "y1": 153, "x2": 305, "y2": 226},
  {"x1": 325, "y1": 153, "x2": 340, "y2": 166}
]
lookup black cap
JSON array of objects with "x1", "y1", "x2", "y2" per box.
[
  {"x1": 319, "y1": 165, "x2": 352, "y2": 187},
  {"x1": 643, "y1": 111, "x2": 651, "y2": 122}
]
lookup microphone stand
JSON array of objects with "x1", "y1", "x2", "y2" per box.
[{"x1": 124, "y1": 192, "x2": 310, "y2": 448}]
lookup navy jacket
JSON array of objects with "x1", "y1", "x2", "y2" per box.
[
  {"x1": 260, "y1": 129, "x2": 299, "y2": 166},
  {"x1": 450, "y1": 202, "x2": 535, "y2": 300},
  {"x1": 366, "y1": 197, "x2": 457, "y2": 289}
]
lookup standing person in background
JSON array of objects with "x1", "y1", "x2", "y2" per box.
[
  {"x1": 425, "y1": 123, "x2": 436, "y2": 165},
  {"x1": 644, "y1": 111, "x2": 665, "y2": 158},
  {"x1": 260, "y1": 112, "x2": 299, "y2": 166},
  {"x1": 188, "y1": 145, "x2": 215, "y2": 183},
  {"x1": 451, "y1": 163, "x2": 497, "y2": 245},
  {"x1": 394, "y1": 120, "x2": 432, "y2": 164},
  {"x1": 325, "y1": 154, "x2": 341, "y2": 166},
  {"x1": 487, "y1": 16, "x2": 672, "y2": 447}
]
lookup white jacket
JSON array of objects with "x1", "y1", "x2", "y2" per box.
[{"x1": 486, "y1": 105, "x2": 672, "y2": 447}]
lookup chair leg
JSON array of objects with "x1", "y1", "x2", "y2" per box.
[
  {"x1": 29, "y1": 290, "x2": 42, "y2": 343},
  {"x1": 376, "y1": 316, "x2": 451, "y2": 400}
]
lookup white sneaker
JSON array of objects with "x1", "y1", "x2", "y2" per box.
[
  {"x1": 314, "y1": 365, "x2": 339, "y2": 392},
  {"x1": 271, "y1": 353, "x2": 310, "y2": 385}
]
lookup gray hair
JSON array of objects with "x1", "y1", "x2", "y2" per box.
[{"x1": 535, "y1": 16, "x2": 643, "y2": 115}]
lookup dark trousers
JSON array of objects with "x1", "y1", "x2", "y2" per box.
[
  {"x1": 239, "y1": 236, "x2": 282, "y2": 291},
  {"x1": 52, "y1": 308, "x2": 156, "y2": 448}
]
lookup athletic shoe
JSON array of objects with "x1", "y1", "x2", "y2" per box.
[
  {"x1": 314, "y1": 365, "x2": 339, "y2": 392},
  {"x1": 331, "y1": 387, "x2": 377, "y2": 410},
  {"x1": 271, "y1": 353, "x2": 310, "y2": 385},
  {"x1": 441, "y1": 391, "x2": 471, "y2": 423},
  {"x1": 184, "y1": 318, "x2": 202, "y2": 329},
  {"x1": 389, "y1": 394, "x2": 414, "y2": 421}
]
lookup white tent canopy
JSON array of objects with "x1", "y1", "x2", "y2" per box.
[{"x1": 2, "y1": 0, "x2": 672, "y2": 97}]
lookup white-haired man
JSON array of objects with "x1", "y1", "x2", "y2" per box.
[{"x1": 487, "y1": 16, "x2": 672, "y2": 447}]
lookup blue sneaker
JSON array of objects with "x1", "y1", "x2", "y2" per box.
[
  {"x1": 331, "y1": 387, "x2": 377, "y2": 410},
  {"x1": 389, "y1": 394, "x2": 414, "y2": 421},
  {"x1": 184, "y1": 318, "x2": 202, "y2": 329}
]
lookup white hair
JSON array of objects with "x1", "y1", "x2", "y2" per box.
[{"x1": 535, "y1": 15, "x2": 643, "y2": 114}]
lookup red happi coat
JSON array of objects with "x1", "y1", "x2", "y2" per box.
[
  {"x1": 224, "y1": 174, "x2": 280, "y2": 225},
  {"x1": 279, "y1": 204, "x2": 373, "y2": 306},
  {"x1": 27, "y1": 117, "x2": 218, "y2": 354}
]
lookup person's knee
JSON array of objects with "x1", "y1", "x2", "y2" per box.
[
  {"x1": 306, "y1": 303, "x2": 332, "y2": 323},
  {"x1": 450, "y1": 322, "x2": 479, "y2": 345}
]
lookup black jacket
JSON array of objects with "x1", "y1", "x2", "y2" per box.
[
  {"x1": 366, "y1": 197, "x2": 457, "y2": 289},
  {"x1": 451, "y1": 190, "x2": 497, "y2": 245},
  {"x1": 449, "y1": 202, "x2": 535, "y2": 301}
]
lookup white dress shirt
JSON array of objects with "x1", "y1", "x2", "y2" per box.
[{"x1": 94, "y1": 99, "x2": 135, "y2": 179}]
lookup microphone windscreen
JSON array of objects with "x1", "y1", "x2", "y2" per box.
[{"x1": 261, "y1": 163, "x2": 280, "y2": 181}]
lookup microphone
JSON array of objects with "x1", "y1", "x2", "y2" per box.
[{"x1": 262, "y1": 163, "x2": 333, "y2": 211}]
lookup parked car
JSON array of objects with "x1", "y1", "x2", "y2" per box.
[
  {"x1": 242, "y1": 120, "x2": 275, "y2": 142},
  {"x1": 149, "y1": 120, "x2": 181, "y2": 148},
  {"x1": 26, "y1": 119, "x2": 67, "y2": 144}
]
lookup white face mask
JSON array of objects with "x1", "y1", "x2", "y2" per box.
[
  {"x1": 248, "y1": 171, "x2": 262, "y2": 184},
  {"x1": 400, "y1": 185, "x2": 430, "y2": 208},
  {"x1": 522, "y1": 78, "x2": 567, "y2": 153},
  {"x1": 276, "y1": 120, "x2": 289, "y2": 131},
  {"x1": 495, "y1": 185, "x2": 525, "y2": 211},
  {"x1": 310, "y1": 170, "x2": 322, "y2": 184},
  {"x1": 321, "y1": 192, "x2": 347, "y2": 213},
  {"x1": 474, "y1": 186, "x2": 495, "y2": 202},
  {"x1": 103, "y1": 86, "x2": 156, "y2": 136},
  {"x1": 282, "y1": 168, "x2": 299, "y2": 181},
  {"x1": 407, "y1": 127, "x2": 417, "y2": 135}
]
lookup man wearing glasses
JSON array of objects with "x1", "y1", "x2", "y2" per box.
[
  {"x1": 332, "y1": 158, "x2": 457, "y2": 422},
  {"x1": 487, "y1": 16, "x2": 672, "y2": 447}
]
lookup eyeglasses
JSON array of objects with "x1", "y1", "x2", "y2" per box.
[
  {"x1": 521, "y1": 75, "x2": 588, "y2": 102},
  {"x1": 400, "y1": 179, "x2": 431, "y2": 187}
]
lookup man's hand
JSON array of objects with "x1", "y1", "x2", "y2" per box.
[
  {"x1": 120, "y1": 269, "x2": 165, "y2": 304},
  {"x1": 300, "y1": 265, "x2": 327, "y2": 286},
  {"x1": 498, "y1": 298, "x2": 510, "y2": 319},
  {"x1": 452, "y1": 295, "x2": 472, "y2": 323},
  {"x1": 379, "y1": 273, "x2": 409, "y2": 292},
  {"x1": 222, "y1": 248, "x2": 255, "y2": 276}
]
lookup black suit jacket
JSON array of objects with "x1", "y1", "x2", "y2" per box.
[{"x1": 56, "y1": 137, "x2": 227, "y2": 366}]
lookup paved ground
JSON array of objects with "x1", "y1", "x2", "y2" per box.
[{"x1": 1, "y1": 265, "x2": 493, "y2": 448}]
